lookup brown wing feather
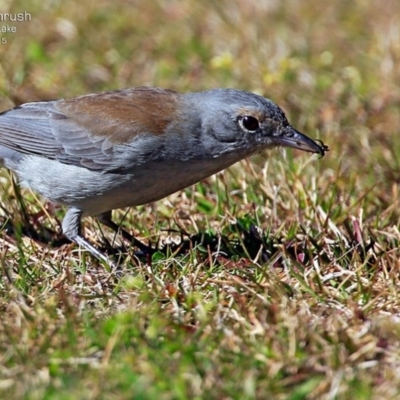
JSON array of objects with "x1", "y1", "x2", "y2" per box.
[{"x1": 0, "y1": 87, "x2": 179, "y2": 171}]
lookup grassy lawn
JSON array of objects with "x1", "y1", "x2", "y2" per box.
[{"x1": 1, "y1": 0, "x2": 400, "y2": 398}]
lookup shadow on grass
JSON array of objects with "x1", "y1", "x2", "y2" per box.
[{"x1": 0, "y1": 213, "x2": 379, "y2": 271}]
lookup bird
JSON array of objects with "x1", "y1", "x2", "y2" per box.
[{"x1": 0, "y1": 86, "x2": 328, "y2": 263}]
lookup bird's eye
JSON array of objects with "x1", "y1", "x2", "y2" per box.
[{"x1": 239, "y1": 115, "x2": 260, "y2": 132}]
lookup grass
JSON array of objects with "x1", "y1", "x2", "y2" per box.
[{"x1": 1, "y1": 0, "x2": 400, "y2": 398}]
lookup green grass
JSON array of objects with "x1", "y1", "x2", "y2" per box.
[{"x1": 1, "y1": 0, "x2": 400, "y2": 398}]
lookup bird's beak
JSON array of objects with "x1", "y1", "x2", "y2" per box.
[{"x1": 276, "y1": 127, "x2": 329, "y2": 156}]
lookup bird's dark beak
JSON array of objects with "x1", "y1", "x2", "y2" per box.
[{"x1": 276, "y1": 127, "x2": 329, "y2": 156}]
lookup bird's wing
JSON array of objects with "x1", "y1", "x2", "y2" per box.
[
  {"x1": 0, "y1": 101, "x2": 118, "y2": 171},
  {"x1": 0, "y1": 88, "x2": 179, "y2": 172}
]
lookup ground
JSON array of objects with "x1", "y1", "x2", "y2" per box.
[{"x1": 0, "y1": 0, "x2": 400, "y2": 399}]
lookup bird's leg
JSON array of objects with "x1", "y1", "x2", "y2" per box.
[
  {"x1": 97, "y1": 211, "x2": 154, "y2": 255},
  {"x1": 62, "y1": 207, "x2": 111, "y2": 265}
]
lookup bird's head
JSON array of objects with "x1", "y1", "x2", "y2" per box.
[{"x1": 181, "y1": 89, "x2": 328, "y2": 159}]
